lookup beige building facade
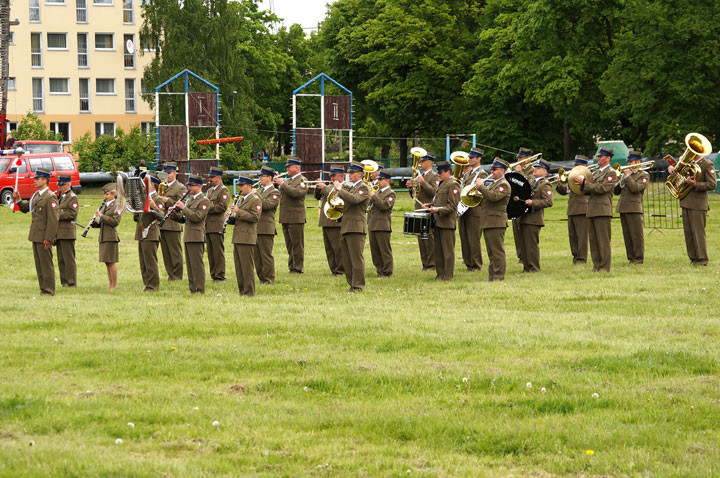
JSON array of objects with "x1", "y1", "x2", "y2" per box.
[{"x1": 7, "y1": 0, "x2": 154, "y2": 143}]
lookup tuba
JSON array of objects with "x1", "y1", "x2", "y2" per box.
[
  {"x1": 361, "y1": 159, "x2": 380, "y2": 193},
  {"x1": 409, "y1": 147, "x2": 427, "y2": 198},
  {"x1": 450, "y1": 151, "x2": 470, "y2": 182},
  {"x1": 117, "y1": 172, "x2": 150, "y2": 214},
  {"x1": 665, "y1": 133, "x2": 712, "y2": 199}
]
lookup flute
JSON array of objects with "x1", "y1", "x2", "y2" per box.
[
  {"x1": 81, "y1": 199, "x2": 106, "y2": 238},
  {"x1": 157, "y1": 191, "x2": 190, "y2": 227},
  {"x1": 220, "y1": 193, "x2": 242, "y2": 235}
]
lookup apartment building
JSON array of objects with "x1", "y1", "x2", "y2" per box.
[{"x1": 7, "y1": 0, "x2": 154, "y2": 143}]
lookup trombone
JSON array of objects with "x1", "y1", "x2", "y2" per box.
[
  {"x1": 508, "y1": 152, "x2": 543, "y2": 171},
  {"x1": 612, "y1": 160, "x2": 655, "y2": 174}
]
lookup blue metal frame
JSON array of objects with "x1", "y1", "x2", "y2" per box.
[{"x1": 445, "y1": 134, "x2": 477, "y2": 161}]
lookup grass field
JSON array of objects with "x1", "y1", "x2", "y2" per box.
[{"x1": 1, "y1": 187, "x2": 719, "y2": 477}]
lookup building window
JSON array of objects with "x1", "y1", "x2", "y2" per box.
[
  {"x1": 7, "y1": 122, "x2": 18, "y2": 134},
  {"x1": 123, "y1": 0, "x2": 133, "y2": 23},
  {"x1": 79, "y1": 78, "x2": 90, "y2": 112},
  {"x1": 31, "y1": 33, "x2": 43, "y2": 68},
  {"x1": 94, "y1": 33, "x2": 114, "y2": 50},
  {"x1": 30, "y1": 0, "x2": 41, "y2": 22},
  {"x1": 49, "y1": 78, "x2": 70, "y2": 95},
  {"x1": 141, "y1": 122, "x2": 154, "y2": 136},
  {"x1": 95, "y1": 122, "x2": 115, "y2": 138},
  {"x1": 77, "y1": 33, "x2": 89, "y2": 67},
  {"x1": 32, "y1": 78, "x2": 44, "y2": 112},
  {"x1": 8, "y1": 78, "x2": 16, "y2": 90},
  {"x1": 50, "y1": 122, "x2": 71, "y2": 143},
  {"x1": 96, "y1": 78, "x2": 115, "y2": 94},
  {"x1": 93, "y1": 0, "x2": 112, "y2": 4},
  {"x1": 9, "y1": 32, "x2": 14, "y2": 44},
  {"x1": 76, "y1": 0, "x2": 88, "y2": 23},
  {"x1": 46, "y1": 0, "x2": 66, "y2": 4},
  {"x1": 123, "y1": 34, "x2": 135, "y2": 68},
  {"x1": 47, "y1": 33, "x2": 68, "y2": 50},
  {"x1": 125, "y1": 79, "x2": 136, "y2": 112}
]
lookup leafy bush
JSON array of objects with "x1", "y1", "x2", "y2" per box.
[
  {"x1": 11, "y1": 112, "x2": 63, "y2": 141},
  {"x1": 73, "y1": 125, "x2": 155, "y2": 172}
]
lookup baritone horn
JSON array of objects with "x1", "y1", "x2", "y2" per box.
[
  {"x1": 409, "y1": 147, "x2": 427, "y2": 198},
  {"x1": 665, "y1": 133, "x2": 712, "y2": 199},
  {"x1": 361, "y1": 159, "x2": 380, "y2": 193},
  {"x1": 450, "y1": 151, "x2": 470, "y2": 182}
]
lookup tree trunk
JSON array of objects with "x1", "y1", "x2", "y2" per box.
[
  {"x1": 399, "y1": 138, "x2": 408, "y2": 168},
  {"x1": 563, "y1": 121, "x2": 571, "y2": 162},
  {"x1": 381, "y1": 144, "x2": 390, "y2": 159}
]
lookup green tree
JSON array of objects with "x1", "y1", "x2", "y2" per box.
[{"x1": 11, "y1": 112, "x2": 63, "y2": 141}]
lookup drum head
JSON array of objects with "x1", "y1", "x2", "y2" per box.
[{"x1": 505, "y1": 172, "x2": 531, "y2": 220}]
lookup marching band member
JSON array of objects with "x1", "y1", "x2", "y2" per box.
[
  {"x1": 475, "y1": 158, "x2": 511, "y2": 281},
  {"x1": 175, "y1": 174, "x2": 210, "y2": 294},
  {"x1": 575, "y1": 147, "x2": 617, "y2": 272},
  {"x1": 406, "y1": 153, "x2": 439, "y2": 271},
  {"x1": 228, "y1": 176, "x2": 262, "y2": 296},
  {"x1": 614, "y1": 151, "x2": 649, "y2": 264},
  {"x1": 157, "y1": 162, "x2": 187, "y2": 281},
  {"x1": 517, "y1": 158, "x2": 554, "y2": 272},
  {"x1": 368, "y1": 169, "x2": 396, "y2": 278},
  {"x1": 96, "y1": 183, "x2": 122, "y2": 291},
  {"x1": 335, "y1": 161, "x2": 370, "y2": 292},
  {"x1": 556, "y1": 155, "x2": 590, "y2": 264},
  {"x1": 254, "y1": 166, "x2": 280, "y2": 284},
  {"x1": 512, "y1": 147, "x2": 535, "y2": 264},
  {"x1": 14, "y1": 167, "x2": 59, "y2": 296},
  {"x1": 314, "y1": 167, "x2": 345, "y2": 276},
  {"x1": 55, "y1": 174, "x2": 79, "y2": 288},
  {"x1": 134, "y1": 173, "x2": 164, "y2": 292},
  {"x1": 458, "y1": 148, "x2": 487, "y2": 272},
  {"x1": 205, "y1": 166, "x2": 229, "y2": 282},
  {"x1": 424, "y1": 161, "x2": 460, "y2": 280},
  {"x1": 274, "y1": 157, "x2": 307, "y2": 274}
]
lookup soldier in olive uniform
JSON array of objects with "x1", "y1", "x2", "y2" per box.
[
  {"x1": 55, "y1": 174, "x2": 78, "y2": 287},
  {"x1": 155, "y1": 162, "x2": 187, "y2": 280},
  {"x1": 368, "y1": 170, "x2": 396, "y2": 278},
  {"x1": 253, "y1": 166, "x2": 280, "y2": 284},
  {"x1": 95, "y1": 183, "x2": 122, "y2": 290},
  {"x1": 205, "y1": 166, "x2": 229, "y2": 281},
  {"x1": 314, "y1": 167, "x2": 345, "y2": 275},
  {"x1": 274, "y1": 157, "x2": 306, "y2": 273},
  {"x1": 575, "y1": 147, "x2": 617, "y2": 272},
  {"x1": 134, "y1": 173, "x2": 164, "y2": 292},
  {"x1": 406, "y1": 153, "x2": 439, "y2": 270},
  {"x1": 512, "y1": 147, "x2": 535, "y2": 264},
  {"x1": 228, "y1": 176, "x2": 262, "y2": 296},
  {"x1": 175, "y1": 174, "x2": 210, "y2": 294},
  {"x1": 614, "y1": 151, "x2": 650, "y2": 264},
  {"x1": 424, "y1": 161, "x2": 460, "y2": 280},
  {"x1": 14, "y1": 167, "x2": 59, "y2": 295},
  {"x1": 668, "y1": 152, "x2": 717, "y2": 265},
  {"x1": 458, "y1": 148, "x2": 487, "y2": 271},
  {"x1": 517, "y1": 158, "x2": 554, "y2": 272},
  {"x1": 475, "y1": 158, "x2": 511, "y2": 281},
  {"x1": 335, "y1": 161, "x2": 370, "y2": 292},
  {"x1": 556, "y1": 155, "x2": 590, "y2": 264}
]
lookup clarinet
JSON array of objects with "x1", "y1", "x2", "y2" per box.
[
  {"x1": 157, "y1": 191, "x2": 190, "y2": 227},
  {"x1": 220, "y1": 193, "x2": 242, "y2": 235},
  {"x1": 81, "y1": 199, "x2": 106, "y2": 238}
]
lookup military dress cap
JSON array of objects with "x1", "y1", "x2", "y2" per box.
[
  {"x1": 534, "y1": 158, "x2": 551, "y2": 171},
  {"x1": 237, "y1": 175, "x2": 253, "y2": 185},
  {"x1": 436, "y1": 161, "x2": 452, "y2": 172},
  {"x1": 329, "y1": 166, "x2": 345, "y2": 175},
  {"x1": 420, "y1": 153, "x2": 436, "y2": 162},
  {"x1": 378, "y1": 170, "x2": 392, "y2": 179},
  {"x1": 187, "y1": 174, "x2": 204, "y2": 185},
  {"x1": 33, "y1": 167, "x2": 52, "y2": 179},
  {"x1": 517, "y1": 147, "x2": 534, "y2": 158},
  {"x1": 627, "y1": 150, "x2": 643, "y2": 161},
  {"x1": 208, "y1": 166, "x2": 224, "y2": 177},
  {"x1": 469, "y1": 147, "x2": 485, "y2": 158},
  {"x1": 102, "y1": 182, "x2": 116, "y2": 193},
  {"x1": 259, "y1": 166, "x2": 276, "y2": 176},
  {"x1": 574, "y1": 155, "x2": 589, "y2": 165},
  {"x1": 347, "y1": 161, "x2": 364, "y2": 172},
  {"x1": 57, "y1": 174, "x2": 72, "y2": 184},
  {"x1": 285, "y1": 157, "x2": 302, "y2": 167},
  {"x1": 597, "y1": 147, "x2": 614, "y2": 158},
  {"x1": 148, "y1": 172, "x2": 161, "y2": 185},
  {"x1": 491, "y1": 158, "x2": 510, "y2": 170},
  {"x1": 163, "y1": 161, "x2": 178, "y2": 171}
]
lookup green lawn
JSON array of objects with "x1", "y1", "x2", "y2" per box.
[{"x1": 1, "y1": 187, "x2": 718, "y2": 477}]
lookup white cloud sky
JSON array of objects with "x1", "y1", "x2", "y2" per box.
[{"x1": 259, "y1": 0, "x2": 336, "y2": 30}]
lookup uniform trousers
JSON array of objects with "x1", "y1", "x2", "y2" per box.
[
  {"x1": 138, "y1": 240, "x2": 160, "y2": 291},
  {"x1": 160, "y1": 230, "x2": 183, "y2": 280},
  {"x1": 483, "y1": 228, "x2": 506, "y2": 281},
  {"x1": 518, "y1": 224, "x2": 542, "y2": 272},
  {"x1": 184, "y1": 242, "x2": 205, "y2": 294},
  {"x1": 620, "y1": 213, "x2": 644, "y2": 264},
  {"x1": 512, "y1": 219, "x2": 523, "y2": 262},
  {"x1": 234, "y1": 244, "x2": 256, "y2": 296},
  {"x1": 282, "y1": 223, "x2": 304, "y2": 273},
  {"x1": 33, "y1": 242, "x2": 56, "y2": 295},
  {"x1": 417, "y1": 230, "x2": 435, "y2": 270},
  {"x1": 682, "y1": 208, "x2": 708, "y2": 265},
  {"x1": 369, "y1": 230, "x2": 393, "y2": 277},
  {"x1": 253, "y1": 234, "x2": 275, "y2": 284},
  {"x1": 322, "y1": 227, "x2": 344, "y2": 275},
  {"x1": 206, "y1": 232, "x2": 225, "y2": 281},
  {"x1": 341, "y1": 232, "x2": 366, "y2": 291},
  {"x1": 56, "y1": 239, "x2": 76, "y2": 287},
  {"x1": 459, "y1": 213, "x2": 482, "y2": 270},
  {"x1": 433, "y1": 227, "x2": 455, "y2": 280},
  {"x1": 568, "y1": 214, "x2": 589, "y2": 264},
  {"x1": 588, "y1": 216, "x2": 612, "y2": 272}
]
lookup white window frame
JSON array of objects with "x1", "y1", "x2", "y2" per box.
[
  {"x1": 77, "y1": 33, "x2": 89, "y2": 68},
  {"x1": 76, "y1": 0, "x2": 88, "y2": 23},
  {"x1": 123, "y1": 0, "x2": 134, "y2": 24},
  {"x1": 125, "y1": 78, "x2": 136, "y2": 113},
  {"x1": 94, "y1": 33, "x2": 115, "y2": 51},
  {"x1": 50, "y1": 122, "x2": 72, "y2": 144},
  {"x1": 96, "y1": 78, "x2": 116, "y2": 95},
  {"x1": 30, "y1": 0, "x2": 41, "y2": 22},
  {"x1": 7, "y1": 122, "x2": 18, "y2": 134},
  {"x1": 31, "y1": 33, "x2": 43, "y2": 68},
  {"x1": 93, "y1": 0, "x2": 113, "y2": 5},
  {"x1": 9, "y1": 32, "x2": 14, "y2": 45},
  {"x1": 8, "y1": 78, "x2": 16, "y2": 90},
  {"x1": 46, "y1": 0, "x2": 67, "y2": 4},
  {"x1": 95, "y1": 122, "x2": 116, "y2": 138},
  {"x1": 32, "y1": 78, "x2": 44, "y2": 113},
  {"x1": 79, "y1": 78, "x2": 91, "y2": 113},
  {"x1": 47, "y1": 33, "x2": 69, "y2": 51},
  {"x1": 49, "y1": 78, "x2": 71, "y2": 95},
  {"x1": 123, "y1": 34, "x2": 135, "y2": 69}
]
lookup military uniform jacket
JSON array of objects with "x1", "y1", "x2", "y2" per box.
[
  {"x1": 462, "y1": 167, "x2": 488, "y2": 219},
  {"x1": 416, "y1": 169, "x2": 439, "y2": 204},
  {"x1": 18, "y1": 188, "x2": 59, "y2": 243},
  {"x1": 182, "y1": 193, "x2": 210, "y2": 243},
  {"x1": 679, "y1": 158, "x2": 717, "y2": 211},
  {"x1": 278, "y1": 174, "x2": 307, "y2": 224},
  {"x1": 230, "y1": 193, "x2": 262, "y2": 245},
  {"x1": 205, "y1": 184, "x2": 230, "y2": 234},
  {"x1": 134, "y1": 205, "x2": 164, "y2": 241},
  {"x1": 337, "y1": 181, "x2": 370, "y2": 234},
  {"x1": 258, "y1": 185, "x2": 280, "y2": 235},
  {"x1": 368, "y1": 186, "x2": 396, "y2": 232},
  {"x1": 519, "y1": 177, "x2": 553, "y2": 226},
  {"x1": 432, "y1": 179, "x2": 460, "y2": 229},
  {"x1": 56, "y1": 191, "x2": 79, "y2": 240},
  {"x1": 477, "y1": 177, "x2": 510, "y2": 229},
  {"x1": 98, "y1": 200, "x2": 121, "y2": 243},
  {"x1": 314, "y1": 185, "x2": 340, "y2": 228},
  {"x1": 614, "y1": 170, "x2": 649, "y2": 214},
  {"x1": 556, "y1": 182, "x2": 589, "y2": 216},
  {"x1": 159, "y1": 180, "x2": 188, "y2": 232},
  {"x1": 583, "y1": 166, "x2": 617, "y2": 218}
]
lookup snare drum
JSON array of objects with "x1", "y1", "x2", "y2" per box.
[{"x1": 403, "y1": 212, "x2": 433, "y2": 238}]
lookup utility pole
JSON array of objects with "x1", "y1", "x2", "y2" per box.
[{"x1": 0, "y1": 0, "x2": 19, "y2": 148}]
